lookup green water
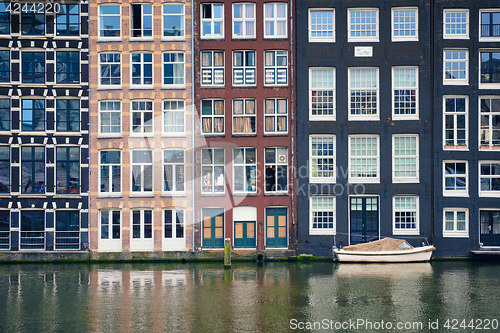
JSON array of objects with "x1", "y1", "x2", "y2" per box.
[{"x1": 0, "y1": 261, "x2": 499, "y2": 332}]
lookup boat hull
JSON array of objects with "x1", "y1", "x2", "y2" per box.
[{"x1": 334, "y1": 246, "x2": 435, "y2": 263}]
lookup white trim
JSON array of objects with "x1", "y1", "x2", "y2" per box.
[
  {"x1": 98, "y1": 209, "x2": 122, "y2": 252},
  {"x1": 162, "y1": 148, "x2": 186, "y2": 195},
  {"x1": 201, "y1": 99, "x2": 225, "y2": 135},
  {"x1": 129, "y1": 208, "x2": 154, "y2": 252},
  {"x1": 479, "y1": 9, "x2": 500, "y2": 42},
  {"x1": 479, "y1": 49, "x2": 500, "y2": 89},
  {"x1": 391, "y1": 7, "x2": 418, "y2": 42},
  {"x1": 162, "y1": 99, "x2": 186, "y2": 136},
  {"x1": 442, "y1": 160, "x2": 469, "y2": 197},
  {"x1": 348, "y1": 135, "x2": 380, "y2": 183},
  {"x1": 392, "y1": 134, "x2": 419, "y2": 183},
  {"x1": 232, "y1": 98, "x2": 256, "y2": 135},
  {"x1": 443, "y1": 49, "x2": 468, "y2": 85},
  {"x1": 162, "y1": 208, "x2": 186, "y2": 251},
  {"x1": 200, "y1": 3, "x2": 224, "y2": 39},
  {"x1": 130, "y1": 51, "x2": 154, "y2": 88},
  {"x1": 263, "y1": 3, "x2": 288, "y2": 39},
  {"x1": 348, "y1": 67, "x2": 379, "y2": 121},
  {"x1": 479, "y1": 96, "x2": 500, "y2": 149},
  {"x1": 443, "y1": 208, "x2": 469, "y2": 238},
  {"x1": 98, "y1": 52, "x2": 122, "y2": 89},
  {"x1": 162, "y1": 51, "x2": 186, "y2": 89},
  {"x1": 98, "y1": 4, "x2": 121, "y2": 41},
  {"x1": 478, "y1": 161, "x2": 500, "y2": 197},
  {"x1": 264, "y1": 50, "x2": 288, "y2": 86},
  {"x1": 309, "y1": 135, "x2": 336, "y2": 183},
  {"x1": 98, "y1": 99, "x2": 122, "y2": 137},
  {"x1": 232, "y1": 50, "x2": 256, "y2": 86},
  {"x1": 392, "y1": 195, "x2": 420, "y2": 235},
  {"x1": 201, "y1": 148, "x2": 225, "y2": 194},
  {"x1": 443, "y1": 95, "x2": 468, "y2": 150},
  {"x1": 392, "y1": 66, "x2": 419, "y2": 120},
  {"x1": 130, "y1": 3, "x2": 153, "y2": 40},
  {"x1": 264, "y1": 147, "x2": 288, "y2": 194},
  {"x1": 309, "y1": 196, "x2": 336, "y2": 235},
  {"x1": 443, "y1": 8, "x2": 469, "y2": 40},
  {"x1": 161, "y1": 3, "x2": 186, "y2": 41},
  {"x1": 347, "y1": 8, "x2": 379, "y2": 43},
  {"x1": 130, "y1": 149, "x2": 154, "y2": 194},
  {"x1": 308, "y1": 8, "x2": 335, "y2": 43},
  {"x1": 129, "y1": 99, "x2": 154, "y2": 137},
  {"x1": 232, "y1": 147, "x2": 257, "y2": 193},
  {"x1": 98, "y1": 149, "x2": 122, "y2": 195},
  {"x1": 232, "y1": 3, "x2": 256, "y2": 39},
  {"x1": 309, "y1": 67, "x2": 335, "y2": 121},
  {"x1": 263, "y1": 98, "x2": 288, "y2": 134}
]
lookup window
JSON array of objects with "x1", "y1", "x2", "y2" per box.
[
  {"x1": 56, "y1": 4, "x2": 80, "y2": 36},
  {"x1": 443, "y1": 209, "x2": 468, "y2": 237},
  {"x1": 309, "y1": 9, "x2": 334, "y2": 42},
  {"x1": 163, "y1": 100, "x2": 185, "y2": 134},
  {"x1": 444, "y1": 97, "x2": 468, "y2": 148},
  {"x1": 393, "y1": 135, "x2": 419, "y2": 182},
  {"x1": 0, "y1": 146, "x2": 9, "y2": 193},
  {"x1": 163, "y1": 149, "x2": 185, "y2": 193},
  {"x1": 0, "y1": 210, "x2": 9, "y2": 250},
  {"x1": 349, "y1": 68, "x2": 379, "y2": 120},
  {"x1": 480, "y1": 162, "x2": 500, "y2": 196},
  {"x1": 310, "y1": 136, "x2": 335, "y2": 183},
  {"x1": 201, "y1": 51, "x2": 224, "y2": 86},
  {"x1": 22, "y1": 51, "x2": 45, "y2": 84},
  {"x1": 233, "y1": 99, "x2": 255, "y2": 135},
  {"x1": 164, "y1": 209, "x2": 184, "y2": 239},
  {"x1": 56, "y1": 147, "x2": 80, "y2": 194},
  {"x1": 443, "y1": 9, "x2": 468, "y2": 39},
  {"x1": 56, "y1": 99, "x2": 80, "y2": 132},
  {"x1": 392, "y1": 66, "x2": 418, "y2": 118},
  {"x1": 443, "y1": 161, "x2": 468, "y2": 196},
  {"x1": 99, "y1": 53, "x2": 121, "y2": 87},
  {"x1": 0, "y1": 98, "x2": 10, "y2": 131},
  {"x1": 264, "y1": 50, "x2": 288, "y2": 86},
  {"x1": 21, "y1": 10, "x2": 44, "y2": 35},
  {"x1": 443, "y1": 50, "x2": 468, "y2": 85},
  {"x1": 233, "y1": 3, "x2": 255, "y2": 38},
  {"x1": 480, "y1": 10, "x2": 500, "y2": 40},
  {"x1": 99, "y1": 100, "x2": 121, "y2": 135},
  {"x1": 131, "y1": 53, "x2": 153, "y2": 87},
  {"x1": 21, "y1": 99, "x2": 45, "y2": 131},
  {"x1": 392, "y1": 7, "x2": 418, "y2": 41},
  {"x1": 163, "y1": 52, "x2": 185, "y2": 87},
  {"x1": 310, "y1": 197, "x2": 335, "y2": 235},
  {"x1": 233, "y1": 147, "x2": 256, "y2": 193},
  {"x1": 309, "y1": 67, "x2": 335, "y2": 120},
  {"x1": 264, "y1": 3, "x2": 287, "y2": 38},
  {"x1": 201, "y1": 99, "x2": 224, "y2": 135},
  {"x1": 131, "y1": 209, "x2": 153, "y2": 249},
  {"x1": 480, "y1": 97, "x2": 500, "y2": 148},
  {"x1": 55, "y1": 211, "x2": 80, "y2": 250},
  {"x1": 265, "y1": 147, "x2": 288, "y2": 193},
  {"x1": 264, "y1": 98, "x2": 287, "y2": 134},
  {"x1": 100, "y1": 210, "x2": 121, "y2": 241},
  {"x1": 163, "y1": 4, "x2": 185, "y2": 38},
  {"x1": 0, "y1": 3, "x2": 10, "y2": 34},
  {"x1": 56, "y1": 51, "x2": 80, "y2": 84},
  {"x1": 99, "y1": 150, "x2": 121, "y2": 194},
  {"x1": 349, "y1": 135, "x2": 379, "y2": 183},
  {"x1": 20, "y1": 210, "x2": 45, "y2": 250},
  {"x1": 480, "y1": 51, "x2": 500, "y2": 87},
  {"x1": 131, "y1": 100, "x2": 153, "y2": 135},
  {"x1": 201, "y1": 3, "x2": 224, "y2": 39},
  {"x1": 233, "y1": 50, "x2": 256, "y2": 86},
  {"x1": 393, "y1": 196, "x2": 419, "y2": 234},
  {"x1": 131, "y1": 3, "x2": 152, "y2": 38},
  {"x1": 21, "y1": 146, "x2": 45, "y2": 194},
  {"x1": 202, "y1": 208, "x2": 224, "y2": 248},
  {"x1": 0, "y1": 49, "x2": 10, "y2": 82},
  {"x1": 348, "y1": 8, "x2": 378, "y2": 42},
  {"x1": 202, "y1": 148, "x2": 225, "y2": 193},
  {"x1": 131, "y1": 150, "x2": 153, "y2": 193},
  {"x1": 99, "y1": 5, "x2": 121, "y2": 38}
]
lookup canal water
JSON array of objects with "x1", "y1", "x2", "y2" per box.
[{"x1": 0, "y1": 261, "x2": 499, "y2": 332}]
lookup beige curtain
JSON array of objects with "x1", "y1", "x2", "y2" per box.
[
  {"x1": 202, "y1": 53, "x2": 210, "y2": 67},
  {"x1": 278, "y1": 116, "x2": 287, "y2": 131},
  {"x1": 265, "y1": 52, "x2": 274, "y2": 66},
  {"x1": 214, "y1": 52, "x2": 223, "y2": 66},
  {"x1": 246, "y1": 100, "x2": 255, "y2": 114},
  {"x1": 233, "y1": 100, "x2": 243, "y2": 115},
  {"x1": 214, "y1": 100, "x2": 224, "y2": 114},
  {"x1": 214, "y1": 118, "x2": 223, "y2": 132},
  {"x1": 202, "y1": 118, "x2": 212, "y2": 133},
  {"x1": 265, "y1": 116, "x2": 275, "y2": 131},
  {"x1": 265, "y1": 100, "x2": 274, "y2": 114}
]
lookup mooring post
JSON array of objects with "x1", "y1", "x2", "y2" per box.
[{"x1": 224, "y1": 238, "x2": 231, "y2": 267}]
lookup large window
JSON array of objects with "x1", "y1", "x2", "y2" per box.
[
  {"x1": 480, "y1": 51, "x2": 500, "y2": 86},
  {"x1": 480, "y1": 10, "x2": 500, "y2": 40},
  {"x1": 20, "y1": 210, "x2": 45, "y2": 250},
  {"x1": 99, "y1": 53, "x2": 121, "y2": 87},
  {"x1": 0, "y1": 98, "x2": 8, "y2": 131},
  {"x1": 349, "y1": 135, "x2": 379, "y2": 183},
  {"x1": 131, "y1": 100, "x2": 153, "y2": 135},
  {"x1": 0, "y1": 3, "x2": 10, "y2": 34},
  {"x1": 233, "y1": 50, "x2": 256, "y2": 86},
  {"x1": 55, "y1": 211, "x2": 80, "y2": 250},
  {"x1": 265, "y1": 147, "x2": 288, "y2": 193},
  {"x1": 21, "y1": 146, "x2": 45, "y2": 194},
  {"x1": 0, "y1": 210, "x2": 9, "y2": 249},
  {"x1": 56, "y1": 4, "x2": 80, "y2": 36},
  {"x1": 201, "y1": 3, "x2": 224, "y2": 39},
  {"x1": 99, "y1": 100, "x2": 121, "y2": 135},
  {"x1": 444, "y1": 96, "x2": 468, "y2": 148},
  {"x1": 479, "y1": 162, "x2": 500, "y2": 196},
  {"x1": 201, "y1": 51, "x2": 224, "y2": 86},
  {"x1": 443, "y1": 49, "x2": 468, "y2": 85},
  {"x1": 0, "y1": 49, "x2": 10, "y2": 82},
  {"x1": 163, "y1": 149, "x2": 185, "y2": 193},
  {"x1": 264, "y1": 98, "x2": 287, "y2": 134},
  {"x1": 202, "y1": 99, "x2": 224, "y2": 135},
  {"x1": 443, "y1": 209, "x2": 468, "y2": 237},
  {"x1": 22, "y1": 51, "x2": 45, "y2": 84},
  {"x1": 56, "y1": 51, "x2": 80, "y2": 84},
  {"x1": 164, "y1": 209, "x2": 184, "y2": 240},
  {"x1": 310, "y1": 197, "x2": 335, "y2": 235},
  {"x1": 99, "y1": 5, "x2": 121, "y2": 38},
  {"x1": 309, "y1": 9, "x2": 334, "y2": 42},
  {"x1": 21, "y1": 99, "x2": 45, "y2": 132},
  {"x1": 131, "y1": 3, "x2": 152, "y2": 38},
  {"x1": 393, "y1": 196, "x2": 419, "y2": 234},
  {"x1": 443, "y1": 161, "x2": 468, "y2": 196},
  {"x1": 233, "y1": 3, "x2": 255, "y2": 38},
  {"x1": 56, "y1": 147, "x2": 80, "y2": 194},
  {"x1": 309, "y1": 67, "x2": 335, "y2": 120},
  {"x1": 310, "y1": 136, "x2": 335, "y2": 183},
  {"x1": 480, "y1": 97, "x2": 500, "y2": 148},
  {"x1": 99, "y1": 150, "x2": 121, "y2": 194},
  {"x1": 163, "y1": 52, "x2": 185, "y2": 87},
  {"x1": 233, "y1": 147, "x2": 256, "y2": 193},
  {"x1": 56, "y1": 99, "x2": 80, "y2": 132},
  {"x1": 264, "y1": 3, "x2": 287, "y2": 38},
  {"x1": 233, "y1": 99, "x2": 255, "y2": 135},
  {"x1": 163, "y1": 4, "x2": 185, "y2": 38},
  {"x1": 100, "y1": 210, "x2": 121, "y2": 241},
  {"x1": 21, "y1": 10, "x2": 44, "y2": 35},
  {"x1": 349, "y1": 68, "x2": 378, "y2": 120},
  {"x1": 393, "y1": 66, "x2": 418, "y2": 118},
  {"x1": 202, "y1": 148, "x2": 225, "y2": 193},
  {"x1": 264, "y1": 50, "x2": 287, "y2": 86},
  {"x1": 393, "y1": 135, "x2": 419, "y2": 182},
  {"x1": 0, "y1": 146, "x2": 9, "y2": 193},
  {"x1": 163, "y1": 100, "x2": 185, "y2": 134},
  {"x1": 443, "y1": 9, "x2": 468, "y2": 39},
  {"x1": 131, "y1": 53, "x2": 153, "y2": 87},
  {"x1": 131, "y1": 150, "x2": 153, "y2": 193},
  {"x1": 348, "y1": 8, "x2": 378, "y2": 42},
  {"x1": 392, "y1": 7, "x2": 418, "y2": 41}
]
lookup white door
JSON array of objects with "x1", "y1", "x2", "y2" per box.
[
  {"x1": 162, "y1": 209, "x2": 186, "y2": 251},
  {"x1": 130, "y1": 210, "x2": 154, "y2": 251},
  {"x1": 98, "y1": 210, "x2": 122, "y2": 252}
]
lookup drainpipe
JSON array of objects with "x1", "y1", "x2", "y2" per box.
[
  {"x1": 191, "y1": 0, "x2": 195, "y2": 253},
  {"x1": 290, "y1": 0, "x2": 295, "y2": 247},
  {"x1": 87, "y1": 16, "x2": 91, "y2": 252}
]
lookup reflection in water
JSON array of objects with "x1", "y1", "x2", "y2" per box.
[{"x1": 0, "y1": 262, "x2": 499, "y2": 332}]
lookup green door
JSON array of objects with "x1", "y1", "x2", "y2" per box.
[
  {"x1": 266, "y1": 208, "x2": 287, "y2": 248},
  {"x1": 480, "y1": 210, "x2": 500, "y2": 247},
  {"x1": 202, "y1": 208, "x2": 224, "y2": 248},
  {"x1": 350, "y1": 197, "x2": 379, "y2": 245},
  {"x1": 234, "y1": 221, "x2": 256, "y2": 248}
]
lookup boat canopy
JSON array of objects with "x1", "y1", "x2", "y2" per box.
[{"x1": 342, "y1": 238, "x2": 414, "y2": 252}]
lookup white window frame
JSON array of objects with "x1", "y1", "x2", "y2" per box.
[
  {"x1": 162, "y1": 99, "x2": 185, "y2": 136},
  {"x1": 348, "y1": 135, "x2": 380, "y2": 183},
  {"x1": 347, "y1": 8, "x2": 379, "y2": 42},
  {"x1": 479, "y1": 9, "x2": 500, "y2": 42},
  {"x1": 309, "y1": 135, "x2": 336, "y2": 183},
  {"x1": 443, "y1": 9, "x2": 469, "y2": 39},
  {"x1": 264, "y1": 98, "x2": 288, "y2": 134},
  {"x1": 392, "y1": 66, "x2": 418, "y2": 119},
  {"x1": 131, "y1": 150, "x2": 154, "y2": 194},
  {"x1": 98, "y1": 100, "x2": 121, "y2": 137},
  {"x1": 98, "y1": 52, "x2": 121, "y2": 88},
  {"x1": 201, "y1": 99, "x2": 224, "y2": 135},
  {"x1": 130, "y1": 209, "x2": 154, "y2": 251},
  {"x1": 264, "y1": 3, "x2": 288, "y2": 39},
  {"x1": 308, "y1": 8, "x2": 335, "y2": 42},
  {"x1": 264, "y1": 147, "x2": 288, "y2": 193},
  {"x1": 443, "y1": 208, "x2": 469, "y2": 237},
  {"x1": 98, "y1": 150, "x2": 121, "y2": 195},
  {"x1": 130, "y1": 100, "x2": 153, "y2": 137},
  {"x1": 443, "y1": 96, "x2": 468, "y2": 149},
  {"x1": 162, "y1": 208, "x2": 186, "y2": 251},
  {"x1": 443, "y1": 160, "x2": 469, "y2": 197},
  {"x1": 201, "y1": 3, "x2": 224, "y2": 39},
  {"x1": 479, "y1": 96, "x2": 500, "y2": 149},
  {"x1": 264, "y1": 50, "x2": 288, "y2": 86},
  {"x1": 479, "y1": 49, "x2": 500, "y2": 89},
  {"x1": 232, "y1": 50, "x2": 256, "y2": 86},
  {"x1": 392, "y1": 134, "x2": 419, "y2": 183},
  {"x1": 479, "y1": 161, "x2": 500, "y2": 197},
  {"x1": 443, "y1": 49, "x2": 468, "y2": 85},
  {"x1": 393, "y1": 195, "x2": 419, "y2": 235},
  {"x1": 201, "y1": 148, "x2": 225, "y2": 194},
  {"x1": 309, "y1": 196, "x2": 336, "y2": 235},
  {"x1": 130, "y1": 3, "x2": 153, "y2": 39},
  {"x1": 201, "y1": 50, "x2": 224, "y2": 86},
  {"x1": 98, "y1": 209, "x2": 122, "y2": 252},
  {"x1": 348, "y1": 67, "x2": 379, "y2": 121},
  {"x1": 232, "y1": 98, "x2": 256, "y2": 135},
  {"x1": 163, "y1": 149, "x2": 185, "y2": 194},
  {"x1": 233, "y1": 147, "x2": 257, "y2": 194},
  {"x1": 98, "y1": 4, "x2": 121, "y2": 40},
  {"x1": 232, "y1": 3, "x2": 256, "y2": 39},
  {"x1": 309, "y1": 67, "x2": 335, "y2": 121},
  {"x1": 162, "y1": 3, "x2": 185, "y2": 40},
  {"x1": 391, "y1": 7, "x2": 418, "y2": 42},
  {"x1": 130, "y1": 52, "x2": 153, "y2": 88},
  {"x1": 162, "y1": 52, "x2": 185, "y2": 88}
]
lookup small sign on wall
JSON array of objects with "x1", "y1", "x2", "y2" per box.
[{"x1": 354, "y1": 47, "x2": 373, "y2": 57}]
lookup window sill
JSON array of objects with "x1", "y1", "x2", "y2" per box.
[
  {"x1": 309, "y1": 38, "x2": 335, "y2": 43},
  {"x1": 161, "y1": 38, "x2": 187, "y2": 42},
  {"x1": 18, "y1": 85, "x2": 47, "y2": 88},
  {"x1": 53, "y1": 132, "x2": 83, "y2": 136},
  {"x1": 161, "y1": 134, "x2": 186, "y2": 138},
  {"x1": 53, "y1": 85, "x2": 82, "y2": 88},
  {"x1": 443, "y1": 35, "x2": 469, "y2": 40},
  {"x1": 129, "y1": 38, "x2": 154, "y2": 42},
  {"x1": 443, "y1": 81, "x2": 469, "y2": 86},
  {"x1": 348, "y1": 179, "x2": 380, "y2": 184},
  {"x1": 443, "y1": 233, "x2": 469, "y2": 238},
  {"x1": 200, "y1": 85, "x2": 225, "y2": 89},
  {"x1": 232, "y1": 85, "x2": 257, "y2": 88},
  {"x1": 392, "y1": 179, "x2": 420, "y2": 184},
  {"x1": 264, "y1": 84, "x2": 289, "y2": 88},
  {"x1": 263, "y1": 37, "x2": 288, "y2": 40},
  {"x1": 231, "y1": 37, "x2": 257, "y2": 41},
  {"x1": 310, "y1": 179, "x2": 336, "y2": 184},
  {"x1": 202, "y1": 133, "x2": 225, "y2": 137},
  {"x1": 18, "y1": 132, "x2": 47, "y2": 136},
  {"x1": 348, "y1": 116, "x2": 380, "y2": 121},
  {"x1": 0, "y1": 131, "x2": 11, "y2": 135},
  {"x1": 309, "y1": 230, "x2": 336, "y2": 236},
  {"x1": 161, "y1": 86, "x2": 186, "y2": 90},
  {"x1": 129, "y1": 194, "x2": 155, "y2": 198},
  {"x1": 200, "y1": 37, "x2": 225, "y2": 41},
  {"x1": 0, "y1": 195, "x2": 12, "y2": 198},
  {"x1": 53, "y1": 195, "x2": 82, "y2": 199},
  {"x1": 479, "y1": 192, "x2": 500, "y2": 198},
  {"x1": 232, "y1": 133, "x2": 256, "y2": 137},
  {"x1": 348, "y1": 38, "x2": 379, "y2": 43},
  {"x1": 97, "y1": 87, "x2": 123, "y2": 91},
  {"x1": 309, "y1": 116, "x2": 336, "y2": 121},
  {"x1": 53, "y1": 36, "x2": 82, "y2": 40},
  {"x1": 263, "y1": 133, "x2": 289, "y2": 136},
  {"x1": 393, "y1": 230, "x2": 420, "y2": 236},
  {"x1": 392, "y1": 115, "x2": 419, "y2": 121},
  {"x1": 479, "y1": 146, "x2": 500, "y2": 151},
  {"x1": 129, "y1": 134, "x2": 155, "y2": 138},
  {"x1": 97, "y1": 39, "x2": 123, "y2": 42},
  {"x1": 0, "y1": 83, "x2": 13, "y2": 87},
  {"x1": 479, "y1": 83, "x2": 500, "y2": 90},
  {"x1": 97, "y1": 195, "x2": 123, "y2": 198},
  {"x1": 200, "y1": 193, "x2": 226, "y2": 196},
  {"x1": 264, "y1": 192, "x2": 289, "y2": 196},
  {"x1": 391, "y1": 37, "x2": 419, "y2": 42},
  {"x1": 18, "y1": 195, "x2": 47, "y2": 198},
  {"x1": 442, "y1": 192, "x2": 469, "y2": 197},
  {"x1": 129, "y1": 86, "x2": 154, "y2": 90},
  {"x1": 160, "y1": 193, "x2": 186, "y2": 197},
  {"x1": 232, "y1": 192, "x2": 258, "y2": 196},
  {"x1": 444, "y1": 145, "x2": 469, "y2": 151},
  {"x1": 18, "y1": 36, "x2": 47, "y2": 40},
  {"x1": 479, "y1": 37, "x2": 500, "y2": 42},
  {"x1": 97, "y1": 135, "x2": 123, "y2": 139}
]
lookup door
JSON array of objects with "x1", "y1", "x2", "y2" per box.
[
  {"x1": 130, "y1": 209, "x2": 154, "y2": 251},
  {"x1": 266, "y1": 207, "x2": 287, "y2": 248},
  {"x1": 163, "y1": 209, "x2": 185, "y2": 251},
  {"x1": 350, "y1": 197, "x2": 379, "y2": 244},
  {"x1": 233, "y1": 207, "x2": 256, "y2": 248},
  {"x1": 480, "y1": 210, "x2": 500, "y2": 247},
  {"x1": 202, "y1": 208, "x2": 224, "y2": 248}
]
